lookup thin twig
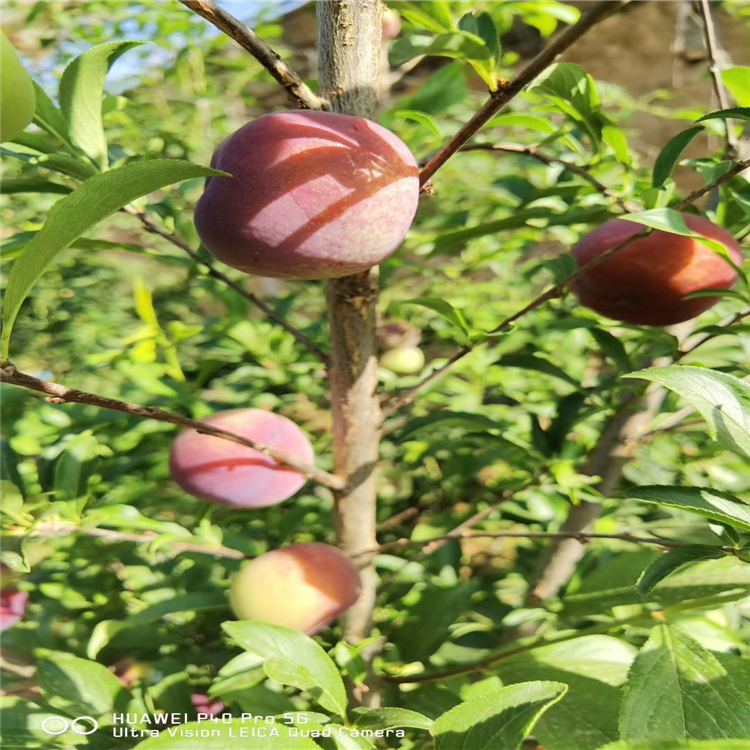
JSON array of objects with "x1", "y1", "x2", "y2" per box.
[
  {"x1": 179, "y1": 0, "x2": 328, "y2": 111},
  {"x1": 383, "y1": 590, "x2": 743, "y2": 684},
  {"x1": 375, "y1": 490, "x2": 515, "y2": 592},
  {"x1": 124, "y1": 206, "x2": 328, "y2": 364},
  {"x1": 698, "y1": 0, "x2": 738, "y2": 156},
  {"x1": 356, "y1": 528, "x2": 710, "y2": 562},
  {"x1": 0, "y1": 364, "x2": 344, "y2": 491},
  {"x1": 382, "y1": 157, "x2": 750, "y2": 419},
  {"x1": 675, "y1": 308, "x2": 750, "y2": 361},
  {"x1": 419, "y1": 0, "x2": 629, "y2": 186},
  {"x1": 421, "y1": 142, "x2": 639, "y2": 213}
]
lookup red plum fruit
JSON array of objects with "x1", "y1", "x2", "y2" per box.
[
  {"x1": 571, "y1": 213, "x2": 743, "y2": 326},
  {"x1": 194, "y1": 110, "x2": 420, "y2": 280},
  {"x1": 229, "y1": 542, "x2": 362, "y2": 634},
  {"x1": 169, "y1": 409, "x2": 314, "y2": 508}
]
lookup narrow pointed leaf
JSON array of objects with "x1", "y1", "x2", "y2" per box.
[{"x1": 1, "y1": 159, "x2": 223, "y2": 360}]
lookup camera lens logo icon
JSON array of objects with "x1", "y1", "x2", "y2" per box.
[{"x1": 41, "y1": 716, "x2": 98, "y2": 735}]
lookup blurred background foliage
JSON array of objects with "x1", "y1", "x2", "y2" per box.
[{"x1": 1, "y1": 1, "x2": 749, "y2": 748}]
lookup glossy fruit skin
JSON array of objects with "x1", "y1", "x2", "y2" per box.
[
  {"x1": 229, "y1": 543, "x2": 362, "y2": 634},
  {"x1": 169, "y1": 409, "x2": 314, "y2": 508},
  {"x1": 0, "y1": 32, "x2": 36, "y2": 143},
  {"x1": 381, "y1": 346, "x2": 425, "y2": 374},
  {"x1": 571, "y1": 214, "x2": 743, "y2": 326},
  {"x1": 194, "y1": 110, "x2": 420, "y2": 280}
]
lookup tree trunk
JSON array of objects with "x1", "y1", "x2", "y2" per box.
[{"x1": 317, "y1": 0, "x2": 384, "y2": 706}]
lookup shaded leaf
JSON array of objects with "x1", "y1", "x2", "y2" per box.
[
  {"x1": 1, "y1": 159, "x2": 222, "y2": 360},
  {"x1": 636, "y1": 545, "x2": 727, "y2": 595},
  {"x1": 625, "y1": 366, "x2": 750, "y2": 458},
  {"x1": 222, "y1": 622, "x2": 347, "y2": 717},
  {"x1": 652, "y1": 126, "x2": 704, "y2": 188},
  {"x1": 626, "y1": 485, "x2": 750, "y2": 533},
  {"x1": 620, "y1": 625, "x2": 750, "y2": 741},
  {"x1": 433, "y1": 681, "x2": 567, "y2": 750}
]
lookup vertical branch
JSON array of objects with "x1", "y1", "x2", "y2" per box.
[
  {"x1": 317, "y1": 0, "x2": 383, "y2": 701},
  {"x1": 697, "y1": 0, "x2": 738, "y2": 156}
]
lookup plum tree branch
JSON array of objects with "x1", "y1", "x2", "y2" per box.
[
  {"x1": 15, "y1": 523, "x2": 727, "y2": 567},
  {"x1": 179, "y1": 0, "x2": 328, "y2": 111},
  {"x1": 697, "y1": 0, "x2": 738, "y2": 156},
  {"x1": 438, "y1": 142, "x2": 641, "y2": 213},
  {"x1": 355, "y1": 528, "x2": 730, "y2": 562},
  {"x1": 383, "y1": 590, "x2": 743, "y2": 684},
  {"x1": 317, "y1": 0, "x2": 384, "y2": 706},
  {"x1": 0, "y1": 363, "x2": 344, "y2": 491},
  {"x1": 124, "y1": 206, "x2": 328, "y2": 364},
  {"x1": 418, "y1": 0, "x2": 629, "y2": 186},
  {"x1": 382, "y1": 157, "x2": 750, "y2": 419}
]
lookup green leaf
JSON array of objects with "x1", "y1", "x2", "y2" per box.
[
  {"x1": 620, "y1": 625, "x2": 750, "y2": 741},
  {"x1": 394, "y1": 581, "x2": 479, "y2": 662},
  {"x1": 401, "y1": 297, "x2": 471, "y2": 341},
  {"x1": 652, "y1": 126, "x2": 705, "y2": 188},
  {"x1": 529, "y1": 62, "x2": 602, "y2": 145},
  {"x1": 54, "y1": 431, "x2": 100, "y2": 503},
  {"x1": 88, "y1": 592, "x2": 226, "y2": 658},
  {"x1": 82, "y1": 504, "x2": 190, "y2": 535},
  {"x1": 485, "y1": 112, "x2": 558, "y2": 134},
  {"x1": 31, "y1": 82, "x2": 76, "y2": 153},
  {"x1": 222, "y1": 622, "x2": 347, "y2": 717},
  {"x1": 602, "y1": 119, "x2": 631, "y2": 164},
  {"x1": 636, "y1": 545, "x2": 727, "y2": 595},
  {"x1": 697, "y1": 107, "x2": 750, "y2": 123},
  {"x1": 496, "y1": 353, "x2": 580, "y2": 388},
  {"x1": 37, "y1": 651, "x2": 126, "y2": 719},
  {"x1": 618, "y1": 210, "x2": 726, "y2": 255},
  {"x1": 563, "y1": 555, "x2": 750, "y2": 616},
  {"x1": 0, "y1": 179, "x2": 73, "y2": 195},
  {"x1": 392, "y1": 110, "x2": 442, "y2": 138},
  {"x1": 546, "y1": 391, "x2": 587, "y2": 454},
  {"x1": 392, "y1": 30, "x2": 496, "y2": 88},
  {"x1": 350, "y1": 707, "x2": 433, "y2": 731},
  {"x1": 433, "y1": 204, "x2": 610, "y2": 252},
  {"x1": 59, "y1": 41, "x2": 145, "y2": 168},
  {"x1": 433, "y1": 681, "x2": 567, "y2": 750},
  {"x1": 397, "y1": 62, "x2": 467, "y2": 115},
  {"x1": 392, "y1": 1, "x2": 456, "y2": 33},
  {"x1": 722, "y1": 67, "x2": 750, "y2": 107},
  {"x1": 133, "y1": 720, "x2": 320, "y2": 749},
  {"x1": 397, "y1": 411, "x2": 505, "y2": 440},
  {"x1": 1, "y1": 159, "x2": 222, "y2": 361},
  {"x1": 495, "y1": 636, "x2": 636, "y2": 750},
  {"x1": 590, "y1": 328, "x2": 632, "y2": 372},
  {"x1": 625, "y1": 366, "x2": 750, "y2": 458},
  {"x1": 626, "y1": 485, "x2": 750, "y2": 534},
  {"x1": 622, "y1": 743, "x2": 750, "y2": 750}
]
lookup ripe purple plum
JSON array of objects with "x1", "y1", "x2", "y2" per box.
[
  {"x1": 571, "y1": 213, "x2": 743, "y2": 326},
  {"x1": 230, "y1": 543, "x2": 362, "y2": 634},
  {"x1": 194, "y1": 110, "x2": 420, "y2": 280},
  {"x1": 169, "y1": 409, "x2": 314, "y2": 508}
]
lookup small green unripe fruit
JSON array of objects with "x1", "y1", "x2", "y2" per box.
[
  {"x1": 230, "y1": 543, "x2": 361, "y2": 635},
  {"x1": 381, "y1": 346, "x2": 425, "y2": 375},
  {"x1": 1, "y1": 32, "x2": 36, "y2": 143}
]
